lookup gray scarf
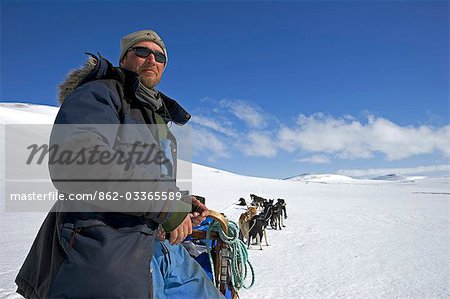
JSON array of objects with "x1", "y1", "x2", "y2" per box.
[{"x1": 135, "y1": 81, "x2": 163, "y2": 111}]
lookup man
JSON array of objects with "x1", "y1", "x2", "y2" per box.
[{"x1": 16, "y1": 30, "x2": 223, "y2": 298}]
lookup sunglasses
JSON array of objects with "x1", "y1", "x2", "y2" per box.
[{"x1": 129, "y1": 46, "x2": 166, "y2": 64}]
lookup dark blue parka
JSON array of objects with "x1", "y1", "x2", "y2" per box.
[{"x1": 15, "y1": 55, "x2": 191, "y2": 298}]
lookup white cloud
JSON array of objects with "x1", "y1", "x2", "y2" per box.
[
  {"x1": 194, "y1": 98, "x2": 449, "y2": 166},
  {"x1": 192, "y1": 127, "x2": 230, "y2": 161},
  {"x1": 367, "y1": 117, "x2": 450, "y2": 160},
  {"x1": 277, "y1": 113, "x2": 450, "y2": 161},
  {"x1": 220, "y1": 99, "x2": 267, "y2": 129},
  {"x1": 297, "y1": 154, "x2": 331, "y2": 164},
  {"x1": 242, "y1": 131, "x2": 277, "y2": 158},
  {"x1": 190, "y1": 115, "x2": 239, "y2": 138},
  {"x1": 337, "y1": 164, "x2": 450, "y2": 177}
]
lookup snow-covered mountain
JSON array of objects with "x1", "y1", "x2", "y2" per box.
[
  {"x1": 371, "y1": 173, "x2": 427, "y2": 182},
  {"x1": 1, "y1": 103, "x2": 449, "y2": 298},
  {"x1": 372, "y1": 173, "x2": 406, "y2": 181},
  {"x1": 286, "y1": 173, "x2": 355, "y2": 183}
]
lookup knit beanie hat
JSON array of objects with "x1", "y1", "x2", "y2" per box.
[{"x1": 119, "y1": 29, "x2": 168, "y2": 67}]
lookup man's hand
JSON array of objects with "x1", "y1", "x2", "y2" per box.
[
  {"x1": 168, "y1": 196, "x2": 210, "y2": 245},
  {"x1": 168, "y1": 214, "x2": 192, "y2": 245},
  {"x1": 191, "y1": 196, "x2": 209, "y2": 225}
]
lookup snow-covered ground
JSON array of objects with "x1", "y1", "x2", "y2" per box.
[
  {"x1": 196, "y1": 166, "x2": 449, "y2": 298},
  {"x1": 0, "y1": 103, "x2": 58, "y2": 124},
  {"x1": 1, "y1": 103, "x2": 449, "y2": 298}
]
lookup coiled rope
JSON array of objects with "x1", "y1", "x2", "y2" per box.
[{"x1": 205, "y1": 219, "x2": 255, "y2": 292}]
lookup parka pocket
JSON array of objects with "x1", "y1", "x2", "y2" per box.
[{"x1": 51, "y1": 219, "x2": 155, "y2": 298}]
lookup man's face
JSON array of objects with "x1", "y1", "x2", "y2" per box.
[{"x1": 120, "y1": 41, "x2": 165, "y2": 89}]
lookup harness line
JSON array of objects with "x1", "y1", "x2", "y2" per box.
[{"x1": 206, "y1": 219, "x2": 255, "y2": 293}]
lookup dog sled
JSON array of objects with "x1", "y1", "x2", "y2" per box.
[{"x1": 183, "y1": 209, "x2": 255, "y2": 298}]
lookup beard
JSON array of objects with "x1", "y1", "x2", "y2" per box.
[
  {"x1": 137, "y1": 65, "x2": 162, "y2": 89},
  {"x1": 139, "y1": 74, "x2": 160, "y2": 89}
]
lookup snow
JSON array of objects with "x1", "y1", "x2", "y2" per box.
[
  {"x1": 1, "y1": 103, "x2": 449, "y2": 298},
  {"x1": 0, "y1": 103, "x2": 58, "y2": 124},
  {"x1": 371, "y1": 174, "x2": 427, "y2": 182},
  {"x1": 286, "y1": 173, "x2": 356, "y2": 183}
]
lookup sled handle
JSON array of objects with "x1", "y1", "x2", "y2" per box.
[
  {"x1": 188, "y1": 210, "x2": 228, "y2": 239},
  {"x1": 208, "y1": 210, "x2": 228, "y2": 235}
]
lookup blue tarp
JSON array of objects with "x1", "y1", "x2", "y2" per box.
[{"x1": 151, "y1": 217, "x2": 232, "y2": 299}]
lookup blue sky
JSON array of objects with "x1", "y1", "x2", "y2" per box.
[{"x1": 1, "y1": 1, "x2": 449, "y2": 179}]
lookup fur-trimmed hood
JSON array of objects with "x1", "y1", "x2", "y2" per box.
[
  {"x1": 58, "y1": 55, "x2": 98, "y2": 105},
  {"x1": 57, "y1": 54, "x2": 191, "y2": 125}
]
